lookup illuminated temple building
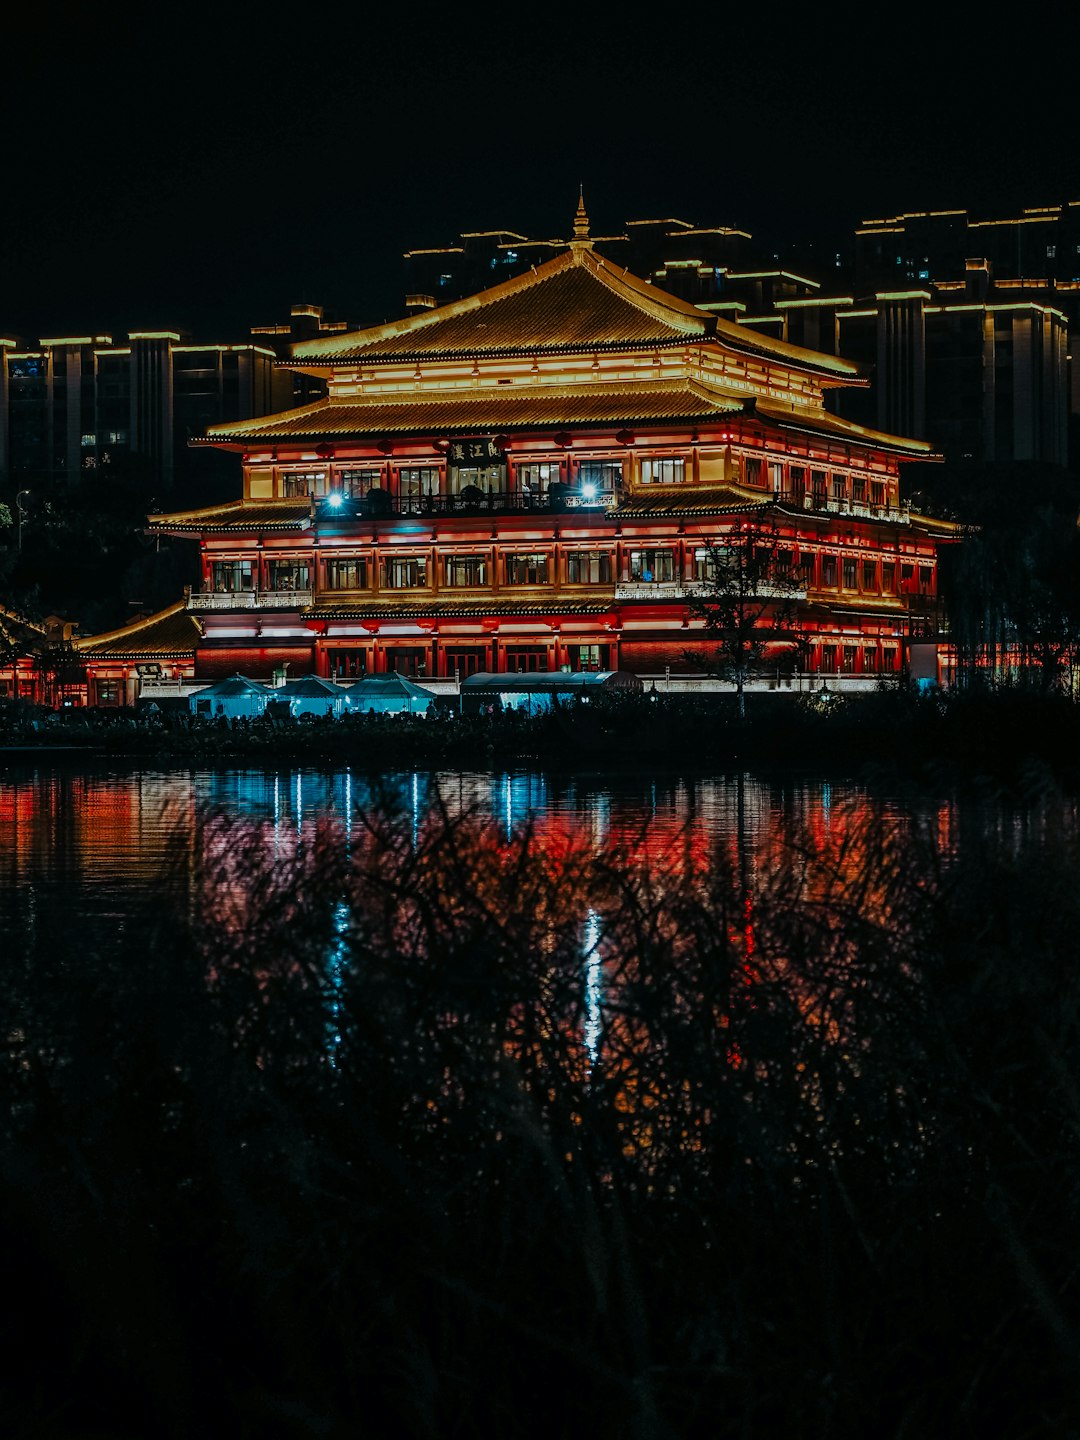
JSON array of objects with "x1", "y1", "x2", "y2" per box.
[{"x1": 89, "y1": 209, "x2": 958, "y2": 701}]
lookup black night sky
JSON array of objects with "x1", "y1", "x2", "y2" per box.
[{"x1": 4, "y1": 3, "x2": 1079, "y2": 340}]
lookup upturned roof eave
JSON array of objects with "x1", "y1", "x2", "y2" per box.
[
  {"x1": 290, "y1": 246, "x2": 714, "y2": 364},
  {"x1": 287, "y1": 334, "x2": 702, "y2": 372},
  {"x1": 192, "y1": 404, "x2": 748, "y2": 450}
]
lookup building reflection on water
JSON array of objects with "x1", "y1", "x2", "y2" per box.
[
  {"x1": 5, "y1": 760, "x2": 1075, "y2": 1183},
  {"x1": 0, "y1": 761, "x2": 959, "y2": 968}
]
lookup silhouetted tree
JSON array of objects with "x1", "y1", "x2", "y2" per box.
[{"x1": 683, "y1": 512, "x2": 805, "y2": 718}]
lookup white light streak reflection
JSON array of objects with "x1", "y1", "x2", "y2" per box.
[
  {"x1": 326, "y1": 900, "x2": 349, "y2": 1065},
  {"x1": 583, "y1": 908, "x2": 603, "y2": 1067}
]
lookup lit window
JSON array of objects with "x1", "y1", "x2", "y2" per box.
[
  {"x1": 283, "y1": 470, "x2": 328, "y2": 498},
  {"x1": 268, "y1": 560, "x2": 311, "y2": 591},
  {"x1": 381, "y1": 556, "x2": 427, "y2": 589},
  {"x1": 338, "y1": 468, "x2": 382, "y2": 498},
  {"x1": 505, "y1": 553, "x2": 549, "y2": 585},
  {"x1": 576, "y1": 460, "x2": 622, "y2": 492},
  {"x1": 640, "y1": 457, "x2": 685, "y2": 485},
  {"x1": 211, "y1": 560, "x2": 254, "y2": 592},
  {"x1": 628, "y1": 548, "x2": 676, "y2": 583},
  {"x1": 566, "y1": 551, "x2": 613, "y2": 584},
  {"x1": 444, "y1": 554, "x2": 489, "y2": 586}
]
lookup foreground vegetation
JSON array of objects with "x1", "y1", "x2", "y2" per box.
[
  {"x1": 3, "y1": 780, "x2": 1080, "y2": 1436},
  {"x1": 5, "y1": 685, "x2": 1080, "y2": 783}
]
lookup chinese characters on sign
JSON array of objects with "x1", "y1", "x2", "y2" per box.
[{"x1": 448, "y1": 438, "x2": 503, "y2": 463}]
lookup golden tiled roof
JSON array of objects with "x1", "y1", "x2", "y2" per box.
[
  {"x1": 203, "y1": 378, "x2": 748, "y2": 445},
  {"x1": 908, "y1": 510, "x2": 966, "y2": 536},
  {"x1": 754, "y1": 399, "x2": 938, "y2": 457},
  {"x1": 0, "y1": 605, "x2": 45, "y2": 650},
  {"x1": 75, "y1": 602, "x2": 202, "y2": 659},
  {"x1": 309, "y1": 599, "x2": 613, "y2": 620},
  {"x1": 148, "y1": 498, "x2": 313, "y2": 532},
  {"x1": 616, "y1": 487, "x2": 772, "y2": 519},
  {"x1": 292, "y1": 248, "x2": 712, "y2": 364},
  {"x1": 286, "y1": 246, "x2": 860, "y2": 379}
]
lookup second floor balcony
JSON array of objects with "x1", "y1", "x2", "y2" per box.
[
  {"x1": 327, "y1": 485, "x2": 615, "y2": 520},
  {"x1": 186, "y1": 588, "x2": 314, "y2": 611},
  {"x1": 615, "y1": 579, "x2": 809, "y2": 602}
]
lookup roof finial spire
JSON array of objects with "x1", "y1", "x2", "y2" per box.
[{"x1": 572, "y1": 185, "x2": 591, "y2": 241}]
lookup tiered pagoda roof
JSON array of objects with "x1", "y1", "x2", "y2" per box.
[
  {"x1": 284, "y1": 245, "x2": 862, "y2": 375},
  {"x1": 195, "y1": 377, "x2": 750, "y2": 447},
  {"x1": 148, "y1": 499, "x2": 313, "y2": 533},
  {"x1": 74, "y1": 602, "x2": 202, "y2": 660}
]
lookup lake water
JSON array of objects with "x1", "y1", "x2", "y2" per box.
[{"x1": 0, "y1": 759, "x2": 997, "y2": 969}]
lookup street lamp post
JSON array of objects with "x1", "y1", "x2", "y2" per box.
[{"x1": 15, "y1": 490, "x2": 30, "y2": 550}]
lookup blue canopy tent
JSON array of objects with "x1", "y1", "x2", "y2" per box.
[
  {"x1": 346, "y1": 673, "x2": 434, "y2": 715},
  {"x1": 189, "y1": 674, "x2": 276, "y2": 719},
  {"x1": 460, "y1": 670, "x2": 642, "y2": 715},
  {"x1": 278, "y1": 675, "x2": 351, "y2": 718}
]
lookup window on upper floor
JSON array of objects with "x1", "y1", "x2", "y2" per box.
[
  {"x1": 268, "y1": 559, "x2": 311, "y2": 591},
  {"x1": 443, "y1": 553, "x2": 489, "y2": 587},
  {"x1": 628, "y1": 548, "x2": 676, "y2": 583},
  {"x1": 639, "y1": 457, "x2": 685, "y2": 485},
  {"x1": 381, "y1": 556, "x2": 427, "y2": 589},
  {"x1": 338, "y1": 468, "x2": 383, "y2": 498},
  {"x1": 505, "y1": 553, "x2": 550, "y2": 585},
  {"x1": 211, "y1": 559, "x2": 254, "y2": 592},
  {"x1": 576, "y1": 460, "x2": 623, "y2": 493},
  {"x1": 283, "y1": 470, "x2": 328, "y2": 498},
  {"x1": 565, "y1": 551, "x2": 613, "y2": 584},
  {"x1": 399, "y1": 466, "x2": 441, "y2": 499},
  {"x1": 517, "y1": 462, "x2": 559, "y2": 495},
  {"x1": 324, "y1": 558, "x2": 368, "y2": 590}
]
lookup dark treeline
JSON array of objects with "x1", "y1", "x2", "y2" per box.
[
  {"x1": 3, "y1": 782, "x2": 1080, "y2": 1435},
  {"x1": 7, "y1": 686, "x2": 1080, "y2": 785}
]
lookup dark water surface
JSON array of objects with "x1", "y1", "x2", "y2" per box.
[
  {"x1": 0, "y1": 761, "x2": 952, "y2": 941},
  {"x1": 5, "y1": 761, "x2": 1080, "y2": 1436}
]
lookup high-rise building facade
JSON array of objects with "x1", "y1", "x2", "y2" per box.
[
  {"x1": 406, "y1": 199, "x2": 1079, "y2": 468},
  {"x1": 0, "y1": 330, "x2": 288, "y2": 498}
]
